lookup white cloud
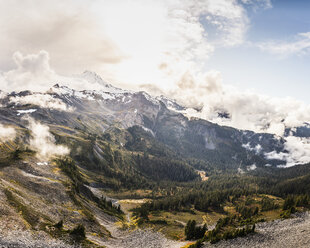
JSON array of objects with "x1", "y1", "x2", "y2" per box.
[
  {"x1": 203, "y1": 0, "x2": 249, "y2": 47},
  {"x1": 0, "y1": 0, "x2": 269, "y2": 92},
  {"x1": 162, "y1": 70, "x2": 310, "y2": 136},
  {"x1": 257, "y1": 32, "x2": 310, "y2": 57},
  {"x1": 265, "y1": 136, "x2": 310, "y2": 167},
  {"x1": 2, "y1": 51, "x2": 57, "y2": 92},
  {"x1": 0, "y1": 124, "x2": 16, "y2": 142},
  {"x1": 10, "y1": 93, "x2": 72, "y2": 112},
  {"x1": 25, "y1": 117, "x2": 69, "y2": 160},
  {"x1": 0, "y1": 0, "x2": 124, "y2": 75},
  {"x1": 247, "y1": 164, "x2": 257, "y2": 171},
  {"x1": 0, "y1": 50, "x2": 118, "y2": 93},
  {"x1": 0, "y1": 91, "x2": 7, "y2": 99},
  {"x1": 140, "y1": 65, "x2": 310, "y2": 168},
  {"x1": 241, "y1": 0, "x2": 272, "y2": 10}
]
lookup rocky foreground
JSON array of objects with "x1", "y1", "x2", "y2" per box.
[
  {"x1": 2, "y1": 212, "x2": 310, "y2": 248},
  {"x1": 0, "y1": 157, "x2": 309, "y2": 248},
  {"x1": 0, "y1": 228, "x2": 184, "y2": 248},
  {"x1": 99, "y1": 229, "x2": 186, "y2": 248},
  {"x1": 204, "y1": 212, "x2": 310, "y2": 248}
]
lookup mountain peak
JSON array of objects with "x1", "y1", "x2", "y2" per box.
[
  {"x1": 48, "y1": 83, "x2": 74, "y2": 95},
  {"x1": 81, "y1": 70, "x2": 101, "y2": 78},
  {"x1": 80, "y1": 70, "x2": 112, "y2": 88}
]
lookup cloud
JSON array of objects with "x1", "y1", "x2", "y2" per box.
[
  {"x1": 0, "y1": 0, "x2": 124, "y2": 75},
  {"x1": 265, "y1": 136, "x2": 310, "y2": 167},
  {"x1": 257, "y1": 32, "x2": 310, "y2": 57},
  {"x1": 241, "y1": 0, "x2": 272, "y2": 10},
  {"x1": 0, "y1": 0, "x2": 269, "y2": 91},
  {"x1": 161, "y1": 70, "x2": 310, "y2": 136},
  {"x1": 25, "y1": 117, "x2": 69, "y2": 160},
  {"x1": 203, "y1": 0, "x2": 249, "y2": 47},
  {"x1": 0, "y1": 124, "x2": 16, "y2": 142},
  {"x1": 2, "y1": 51, "x2": 57, "y2": 92},
  {"x1": 246, "y1": 164, "x2": 257, "y2": 171},
  {"x1": 139, "y1": 84, "x2": 165, "y2": 96},
  {"x1": 0, "y1": 91, "x2": 6, "y2": 99},
  {"x1": 0, "y1": 50, "x2": 118, "y2": 93},
  {"x1": 10, "y1": 93, "x2": 72, "y2": 112}
]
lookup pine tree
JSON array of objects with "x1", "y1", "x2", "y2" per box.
[
  {"x1": 185, "y1": 220, "x2": 196, "y2": 240},
  {"x1": 252, "y1": 223, "x2": 255, "y2": 232}
]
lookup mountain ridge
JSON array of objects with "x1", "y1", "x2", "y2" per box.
[{"x1": 0, "y1": 71, "x2": 300, "y2": 170}]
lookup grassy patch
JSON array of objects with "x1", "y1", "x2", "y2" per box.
[{"x1": 138, "y1": 210, "x2": 224, "y2": 240}]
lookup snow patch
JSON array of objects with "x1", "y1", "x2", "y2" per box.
[
  {"x1": 242, "y1": 142, "x2": 262, "y2": 154},
  {"x1": 141, "y1": 126, "x2": 155, "y2": 137},
  {"x1": 17, "y1": 109, "x2": 37, "y2": 116},
  {"x1": 247, "y1": 164, "x2": 257, "y2": 171},
  {"x1": 10, "y1": 93, "x2": 72, "y2": 111},
  {"x1": 142, "y1": 92, "x2": 159, "y2": 105},
  {"x1": 36, "y1": 162, "x2": 48, "y2": 166}
]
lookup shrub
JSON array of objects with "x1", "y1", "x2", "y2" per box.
[
  {"x1": 70, "y1": 224, "x2": 86, "y2": 240},
  {"x1": 185, "y1": 220, "x2": 207, "y2": 240},
  {"x1": 54, "y1": 220, "x2": 63, "y2": 229}
]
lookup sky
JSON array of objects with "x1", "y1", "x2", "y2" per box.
[
  {"x1": 1, "y1": 0, "x2": 309, "y2": 98},
  {"x1": 206, "y1": 0, "x2": 310, "y2": 103}
]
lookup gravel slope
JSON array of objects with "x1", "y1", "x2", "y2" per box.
[
  {"x1": 2, "y1": 212, "x2": 310, "y2": 247},
  {"x1": 0, "y1": 229, "x2": 79, "y2": 248},
  {"x1": 101, "y1": 229, "x2": 187, "y2": 248},
  {"x1": 204, "y1": 212, "x2": 310, "y2": 248}
]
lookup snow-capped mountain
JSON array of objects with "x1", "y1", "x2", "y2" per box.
[{"x1": 0, "y1": 71, "x2": 304, "y2": 169}]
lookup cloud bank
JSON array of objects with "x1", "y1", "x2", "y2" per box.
[
  {"x1": 153, "y1": 69, "x2": 310, "y2": 137},
  {"x1": 10, "y1": 93, "x2": 72, "y2": 112},
  {"x1": 0, "y1": 124, "x2": 16, "y2": 142},
  {"x1": 26, "y1": 117, "x2": 69, "y2": 160},
  {"x1": 0, "y1": 50, "x2": 115, "y2": 93},
  {"x1": 265, "y1": 136, "x2": 310, "y2": 168},
  {"x1": 0, "y1": 0, "x2": 124, "y2": 75},
  {"x1": 0, "y1": 0, "x2": 271, "y2": 91}
]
